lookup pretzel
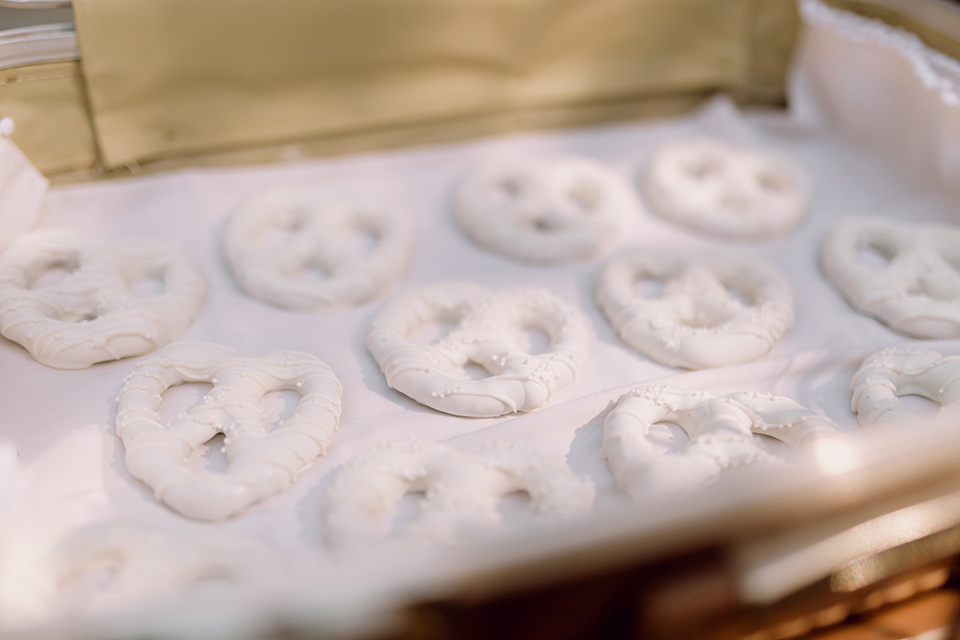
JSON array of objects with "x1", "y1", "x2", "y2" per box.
[
  {"x1": 0, "y1": 228, "x2": 205, "y2": 369},
  {"x1": 821, "y1": 218, "x2": 960, "y2": 338},
  {"x1": 48, "y1": 522, "x2": 285, "y2": 614},
  {"x1": 222, "y1": 190, "x2": 414, "y2": 311},
  {"x1": 851, "y1": 347, "x2": 960, "y2": 432},
  {"x1": 453, "y1": 156, "x2": 638, "y2": 263},
  {"x1": 367, "y1": 282, "x2": 589, "y2": 417},
  {"x1": 595, "y1": 249, "x2": 795, "y2": 369},
  {"x1": 643, "y1": 138, "x2": 809, "y2": 240},
  {"x1": 324, "y1": 440, "x2": 595, "y2": 546},
  {"x1": 115, "y1": 341, "x2": 343, "y2": 521},
  {"x1": 604, "y1": 386, "x2": 838, "y2": 498}
]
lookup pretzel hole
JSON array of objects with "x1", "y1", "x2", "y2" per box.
[
  {"x1": 496, "y1": 177, "x2": 524, "y2": 200},
  {"x1": 856, "y1": 243, "x2": 894, "y2": 271},
  {"x1": 566, "y1": 180, "x2": 601, "y2": 212},
  {"x1": 157, "y1": 382, "x2": 214, "y2": 425},
  {"x1": 259, "y1": 389, "x2": 303, "y2": 431},
  {"x1": 497, "y1": 491, "x2": 537, "y2": 528},
  {"x1": 649, "y1": 421, "x2": 689, "y2": 454},
  {"x1": 29, "y1": 258, "x2": 79, "y2": 290},
  {"x1": 390, "y1": 490, "x2": 426, "y2": 532},
  {"x1": 725, "y1": 284, "x2": 755, "y2": 307},
  {"x1": 292, "y1": 259, "x2": 335, "y2": 284},
  {"x1": 184, "y1": 432, "x2": 228, "y2": 474},
  {"x1": 895, "y1": 393, "x2": 941, "y2": 421},
  {"x1": 254, "y1": 212, "x2": 307, "y2": 250},
  {"x1": 532, "y1": 216, "x2": 558, "y2": 232},
  {"x1": 508, "y1": 324, "x2": 551, "y2": 355},
  {"x1": 194, "y1": 433, "x2": 227, "y2": 473},
  {"x1": 751, "y1": 433, "x2": 793, "y2": 458},
  {"x1": 756, "y1": 171, "x2": 791, "y2": 193},
  {"x1": 633, "y1": 277, "x2": 664, "y2": 299},
  {"x1": 684, "y1": 158, "x2": 722, "y2": 180},
  {"x1": 347, "y1": 227, "x2": 381, "y2": 256},
  {"x1": 129, "y1": 274, "x2": 165, "y2": 298},
  {"x1": 454, "y1": 361, "x2": 494, "y2": 381}
]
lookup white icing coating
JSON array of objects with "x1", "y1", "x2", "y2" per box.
[
  {"x1": 603, "y1": 385, "x2": 838, "y2": 498},
  {"x1": 851, "y1": 347, "x2": 960, "y2": 432},
  {"x1": 453, "y1": 156, "x2": 639, "y2": 263},
  {"x1": 222, "y1": 190, "x2": 414, "y2": 311},
  {"x1": 643, "y1": 138, "x2": 809, "y2": 240},
  {"x1": 0, "y1": 228, "x2": 205, "y2": 369},
  {"x1": 48, "y1": 522, "x2": 286, "y2": 615},
  {"x1": 366, "y1": 282, "x2": 589, "y2": 417},
  {"x1": 115, "y1": 341, "x2": 343, "y2": 521},
  {"x1": 325, "y1": 440, "x2": 595, "y2": 546},
  {"x1": 595, "y1": 249, "x2": 795, "y2": 369},
  {"x1": 821, "y1": 218, "x2": 960, "y2": 338}
]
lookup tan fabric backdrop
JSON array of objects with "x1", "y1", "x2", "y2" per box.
[{"x1": 8, "y1": 0, "x2": 802, "y2": 178}]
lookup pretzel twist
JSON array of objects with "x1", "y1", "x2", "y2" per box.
[
  {"x1": 596, "y1": 249, "x2": 795, "y2": 369},
  {"x1": 0, "y1": 229, "x2": 204, "y2": 369},
  {"x1": 49, "y1": 522, "x2": 284, "y2": 614},
  {"x1": 851, "y1": 347, "x2": 960, "y2": 432},
  {"x1": 223, "y1": 190, "x2": 414, "y2": 311},
  {"x1": 643, "y1": 138, "x2": 809, "y2": 240},
  {"x1": 367, "y1": 282, "x2": 589, "y2": 417},
  {"x1": 116, "y1": 341, "x2": 343, "y2": 521},
  {"x1": 325, "y1": 440, "x2": 594, "y2": 546},
  {"x1": 821, "y1": 218, "x2": 960, "y2": 338},
  {"x1": 453, "y1": 157, "x2": 638, "y2": 263},
  {"x1": 604, "y1": 385, "x2": 837, "y2": 497}
]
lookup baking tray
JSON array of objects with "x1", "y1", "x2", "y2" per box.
[{"x1": 4, "y1": 1, "x2": 960, "y2": 638}]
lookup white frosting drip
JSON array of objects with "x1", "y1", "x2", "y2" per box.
[
  {"x1": 0, "y1": 228, "x2": 205, "y2": 369},
  {"x1": 453, "y1": 156, "x2": 639, "y2": 263},
  {"x1": 45, "y1": 522, "x2": 286, "y2": 616},
  {"x1": 366, "y1": 282, "x2": 589, "y2": 417},
  {"x1": 325, "y1": 440, "x2": 595, "y2": 546},
  {"x1": 851, "y1": 347, "x2": 960, "y2": 432},
  {"x1": 222, "y1": 190, "x2": 414, "y2": 311},
  {"x1": 116, "y1": 341, "x2": 343, "y2": 521},
  {"x1": 595, "y1": 249, "x2": 795, "y2": 369},
  {"x1": 821, "y1": 218, "x2": 960, "y2": 338},
  {"x1": 603, "y1": 385, "x2": 838, "y2": 498},
  {"x1": 643, "y1": 138, "x2": 809, "y2": 240}
]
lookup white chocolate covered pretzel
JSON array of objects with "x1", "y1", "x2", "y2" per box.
[
  {"x1": 604, "y1": 386, "x2": 838, "y2": 498},
  {"x1": 222, "y1": 190, "x2": 414, "y2": 311},
  {"x1": 453, "y1": 156, "x2": 638, "y2": 263},
  {"x1": 851, "y1": 347, "x2": 960, "y2": 432},
  {"x1": 116, "y1": 341, "x2": 343, "y2": 521},
  {"x1": 595, "y1": 249, "x2": 795, "y2": 369},
  {"x1": 367, "y1": 282, "x2": 589, "y2": 417},
  {"x1": 0, "y1": 228, "x2": 205, "y2": 369},
  {"x1": 325, "y1": 440, "x2": 594, "y2": 546},
  {"x1": 821, "y1": 218, "x2": 960, "y2": 338},
  {"x1": 48, "y1": 522, "x2": 285, "y2": 615},
  {"x1": 643, "y1": 138, "x2": 809, "y2": 240}
]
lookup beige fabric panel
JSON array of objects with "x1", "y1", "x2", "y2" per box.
[
  {"x1": 0, "y1": 61, "x2": 96, "y2": 175},
  {"x1": 823, "y1": 0, "x2": 960, "y2": 62},
  {"x1": 72, "y1": 0, "x2": 797, "y2": 171}
]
